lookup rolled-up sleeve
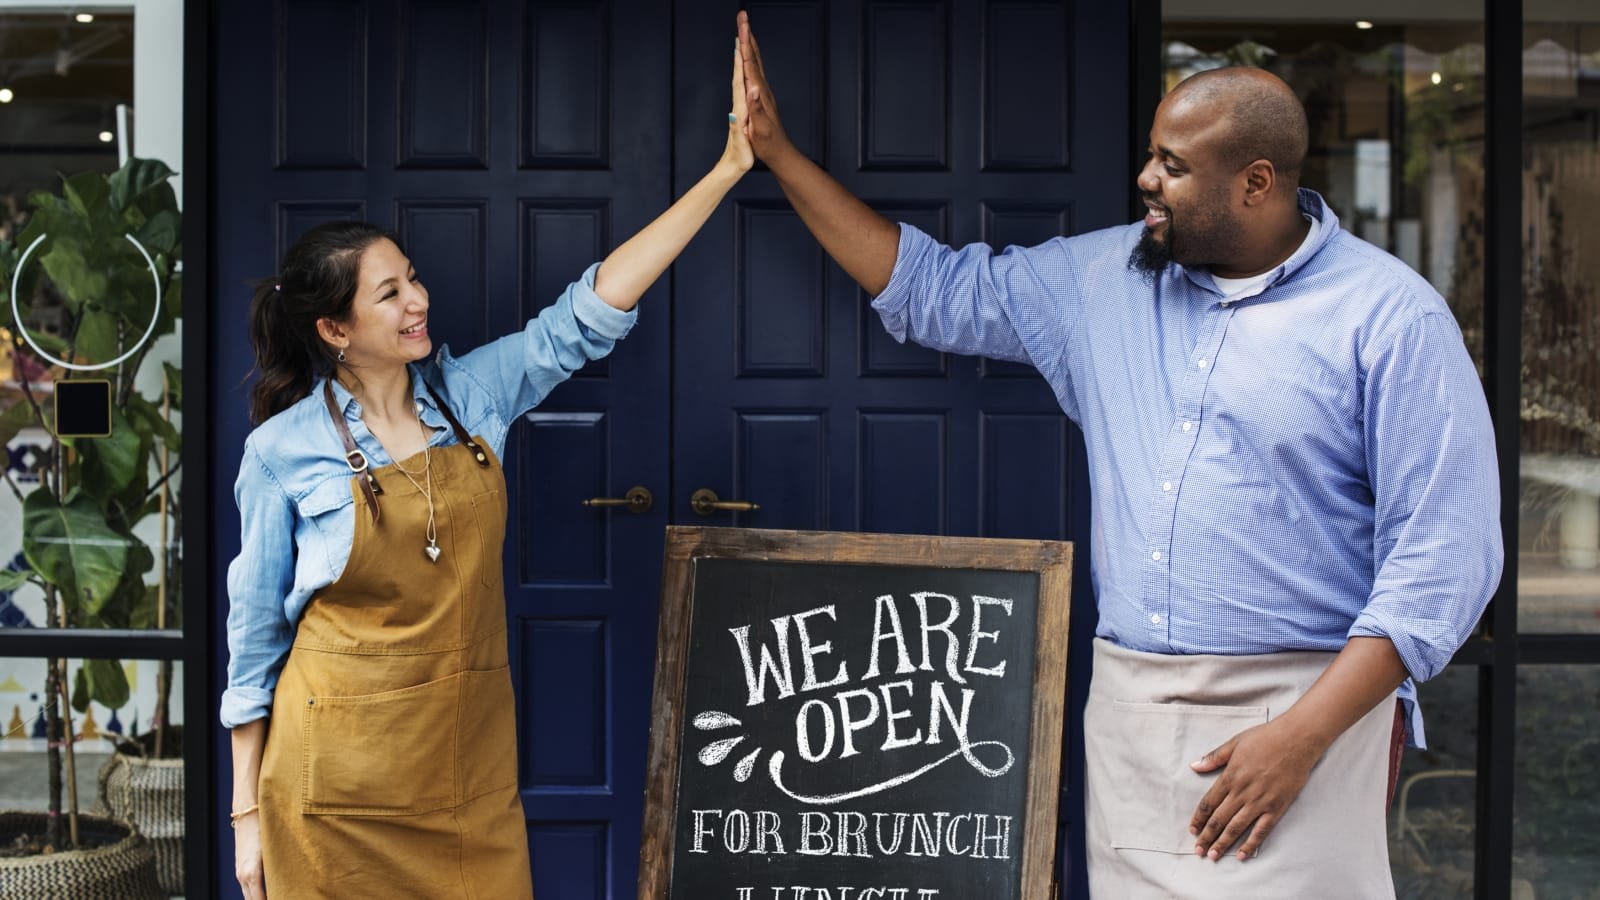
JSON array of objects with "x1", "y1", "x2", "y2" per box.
[
  {"x1": 457, "y1": 261, "x2": 637, "y2": 420},
  {"x1": 220, "y1": 442, "x2": 298, "y2": 729},
  {"x1": 1348, "y1": 311, "x2": 1503, "y2": 684}
]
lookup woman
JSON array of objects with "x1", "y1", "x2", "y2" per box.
[{"x1": 222, "y1": 44, "x2": 752, "y2": 899}]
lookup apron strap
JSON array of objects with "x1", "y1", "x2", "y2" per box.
[
  {"x1": 322, "y1": 380, "x2": 384, "y2": 523},
  {"x1": 422, "y1": 381, "x2": 491, "y2": 468}
]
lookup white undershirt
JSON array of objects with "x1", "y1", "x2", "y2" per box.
[{"x1": 1209, "y1": 214, "x2": 1320, "y2": 301}]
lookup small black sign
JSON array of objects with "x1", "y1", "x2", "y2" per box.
[{"x1": 54, "y1": 379, "x2": 112, "y2": 438}]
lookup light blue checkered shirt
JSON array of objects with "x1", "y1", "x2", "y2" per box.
[{"x1": 872, "y1": 190, "x2": 1503, "y2": 747}]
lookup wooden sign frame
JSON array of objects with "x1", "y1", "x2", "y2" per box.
[{"x1": 638, "y1": 526, "x2": 1073, "y2": 899}]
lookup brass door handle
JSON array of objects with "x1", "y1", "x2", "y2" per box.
[
  {"x1": 582, "y1": 485, "x2": 654, "y2": 514},
  {"x1": 690, "y1": 488, "x2": 759, "y2": 516}
]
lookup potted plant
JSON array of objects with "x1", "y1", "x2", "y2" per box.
[{"x1": 0, "y1": 157, "x2": 183, "y2": 897}]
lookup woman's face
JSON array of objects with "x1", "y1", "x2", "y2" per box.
[{"x1": 337, "y1": 238, "x2": 432, "y2": 370}]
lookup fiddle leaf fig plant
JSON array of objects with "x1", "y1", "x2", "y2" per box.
[{"x1": 0, "y1": 157, "x2": 182, "y2": 851}]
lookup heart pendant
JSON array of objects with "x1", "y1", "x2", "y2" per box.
[{"x1": 425, "y1": 543, "x2": 441, "y2": 563}]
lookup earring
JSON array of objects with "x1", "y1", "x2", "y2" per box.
[{"x1": 337, "y1": 348, "x2": 347, "y2": 363}]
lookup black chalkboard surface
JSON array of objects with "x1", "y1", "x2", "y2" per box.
[{"x1": 640, "y1": 527, "x2": 1072, "y2": 900}]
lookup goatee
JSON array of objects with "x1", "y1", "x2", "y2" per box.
[{"x1": 1128, "y1": 227, "x2": 1172, "y2": 279}]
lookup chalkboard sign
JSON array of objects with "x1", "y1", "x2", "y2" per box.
[{"x1": 639, "y1": 527, "x2": 1073, "y2": 900}]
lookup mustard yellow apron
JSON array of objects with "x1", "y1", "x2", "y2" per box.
[{"x1": 258, "y1": 412, "x2": 532, "y2": 899}]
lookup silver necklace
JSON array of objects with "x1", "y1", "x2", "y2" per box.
[{"x1": 389, "y1": 408, "x2": 440, "y2": 563}]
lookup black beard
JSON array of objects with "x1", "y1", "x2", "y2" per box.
[{"x1": 1128, "y1": 226, "x2": 1172, "y2": 278}]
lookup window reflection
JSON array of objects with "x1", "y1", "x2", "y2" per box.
[{"x1": 1519, "y1": 9, "x2": 1600, "y2": 635}]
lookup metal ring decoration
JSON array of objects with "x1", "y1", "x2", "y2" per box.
[{"x1": 8, "y1": 232, "x2": 165, "y2": 372}]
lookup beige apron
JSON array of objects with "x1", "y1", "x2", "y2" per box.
[
  {"x1": 1085, "y1": 638, "x2": 1395, "y2": 900},
  {"x1": 258, "y1": 406, "x2": 532, "y2": 899}
]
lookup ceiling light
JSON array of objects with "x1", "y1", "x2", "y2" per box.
[
  {"x1": 75, "y1": 13, "x2": 94, "y2": 23},
  {"x1": 0, "y1": 88, "x2": 13, "y2": 104},
  {"x1": 1430, "y1": 71, "x2": 1443, "y2": 85},
  {"x1": 98, "y1": 130, "x2": 114, "y2": 143},
  {"x1": 1355, "y1": 20, "x2": 1374, "y2": 30}
]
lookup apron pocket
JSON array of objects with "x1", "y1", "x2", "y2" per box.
[
  {"x1": 301, "y1": 672, "x2": 462, "y2": 815},
  {"x1": 471, "y1": 488, "x2": 506, "y2": 590},
  {"x1": 457, "y1": 666, "x2": 520, "y2": 802},
  {"x1": 1104, "y1": 700, "x2": 1269, "y2": 854}
]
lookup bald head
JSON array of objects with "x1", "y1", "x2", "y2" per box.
[{"x1": 1167, "y1": 67, "x2": 1308, "y2": 188}]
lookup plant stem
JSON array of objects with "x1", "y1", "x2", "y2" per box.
[
  {"x1": 44, "y1": 644, "x2": 63, "y2": 849},
  {"x1": 56, "y1": 657, "x2": 80, "y2": 849},
  {"x1": 154, "y1": 373, "x2": 170, "y2": 759}
]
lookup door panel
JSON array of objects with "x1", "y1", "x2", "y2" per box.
[
  {"x1": 672, "y1": 2, "x2": 1125, "y2": 895},
  {"x1": 212, "y1": 2, "x2": 668, "y2": 897}
]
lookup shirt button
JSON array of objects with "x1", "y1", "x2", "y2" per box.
[
  {"x1": 1220, "y1": 300, "x2": 1231, "y2": 308},
  {"x1": 1181, "y1": 421, "x2": 1193, "y2": 432},
  {"x1": 1197, "y1": 359, "x2": 1208, "y2": 369},
  {"x1": 1151, "y1": 551, "x2": 1162, "y2": 561},
  {"x1": 1162, "y1": 481, "x2": 1173, "y2": 492},
  {"x1": 1151, "y1": 614, "x2": 1162, "y2": 625}
]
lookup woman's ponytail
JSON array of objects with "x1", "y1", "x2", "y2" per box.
[{"x1": 244, "y1": 221, "x2": 396, "y2": 424}]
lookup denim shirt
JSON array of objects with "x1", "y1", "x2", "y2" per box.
[
  {"x1": 872, "y1": 190, "x2": 1503, "y2": 747},
  {"x1": 222, "y1": 262, "x2": 635, "y2": 728}
]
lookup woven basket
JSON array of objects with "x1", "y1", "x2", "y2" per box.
[
  {"x1": 0, "y1": 811, "x2": 162, "y2": 899},
  {"x1": 98, "y1": 751, "x2": 184, "y2": 894}
]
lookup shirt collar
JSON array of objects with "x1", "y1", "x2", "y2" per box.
[
  {"x1": 1180, "y1": 188, "x2": 1341, "y2": 299},
  {"x1": 321, "y1": 363, "x2": 443, "y2": 428}
]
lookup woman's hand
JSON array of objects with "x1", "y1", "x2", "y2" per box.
[
  {"x1": 721, "y1": 39, "x2": 755, "y2": 175},
  {"x1": 234, "y1": 811, "x2": 267, "y2": 899}
]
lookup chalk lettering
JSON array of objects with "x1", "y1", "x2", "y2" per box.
[
  {"x1": 794, "y1": 605, "x2": 850, "y2": 691},
  {"x1": 965, "y1": 596, "x2": 1013, "y2": 677}
]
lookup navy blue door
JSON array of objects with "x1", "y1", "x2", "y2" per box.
[
  {"x1": 211, "y1": 2, "x2": 1127, "y2": 897},
  {"x1": 210, "y1": 1, "x2": 670, "y2": 896},
  {"x1": 672, "y1": 2, "x2": 1127, "y2": 894}
]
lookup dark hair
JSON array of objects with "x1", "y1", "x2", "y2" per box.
[{"x1": 247, "y1": 221, "x2": 398, "y2": 424}]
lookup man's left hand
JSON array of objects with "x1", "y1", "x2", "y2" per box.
[{"x1": 1187, "y1": 716, "x2": 1326, "y2": 861}]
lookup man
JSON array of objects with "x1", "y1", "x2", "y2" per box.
[{"x1": 734, "y1": 11, "x2": 1502, "y2": 898}]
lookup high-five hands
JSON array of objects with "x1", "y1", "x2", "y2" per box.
[{"x1": 736, "y1": 11, "x2": 793, "y2": 164}]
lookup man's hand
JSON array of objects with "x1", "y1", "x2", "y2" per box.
[
  {"x1": 1188, "y1": 716, "x2": 1325, "y2": 861},
  {"x1": 736, "y1": 10, "x2": 795, "y2": 164}
]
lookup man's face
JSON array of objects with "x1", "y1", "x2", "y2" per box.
[{"x1": 1129, "y1": 97, "x2": 1244, "y2": 274}]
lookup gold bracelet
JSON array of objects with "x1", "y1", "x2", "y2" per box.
[{"x1": 229, "y1": 803, "x2": 260, "y2": 828}]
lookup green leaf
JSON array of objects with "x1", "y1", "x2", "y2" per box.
[
  {"x1": 39, "y1": 241, "x2": 106, "y2": 313},
  {"x1": 63, "y1": 172, "x2": 112, "y2": 222},
  {"x1": 128, "y1": 582, "x2": 179, "y2": 630},
  {"x1": 161, "y1": 273, "x2": 183, "y2": 325},
  {"x1": 109, "y1": 158, "x2": 177, "y2": 212},
  {"x1": 72, "y1": 308, "x2": 121, "y2": 367},
  {"x1": 22, "y1": 489, "x2": 131, "y2": 613},
  {"x1": 81, "y1": 659, "x2": 129, "y2": 712},
  {"x1": 135, "y1": 209, "x2": 180, "y2": 259},
  {"x1": 0, "y1": 568, "x2": 34, "y2": 592},
  {"x1": 72, "y1": 665, "x2": 89, "y2": 714},
  {"x1": 79, "y1": 407, "x2": 145, "y2": 495},
  {"x1": 125, "y1": 395, "x2": 180, "y2": 452}
]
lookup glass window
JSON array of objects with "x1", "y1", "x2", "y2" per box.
[
  {"x1": 0, "y1": 1, "x2": 187, "y2": 875},
  {"x1": 1514, "y1": 666, "x2": 1600, "y2": 896},
  {"x1": 1518, "y1": 2, "x2": 1600, "y2": 634}
]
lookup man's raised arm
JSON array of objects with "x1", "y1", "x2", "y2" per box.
[{"x1": 738, "y1": 10, "x2": 900, "y2": 297}]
